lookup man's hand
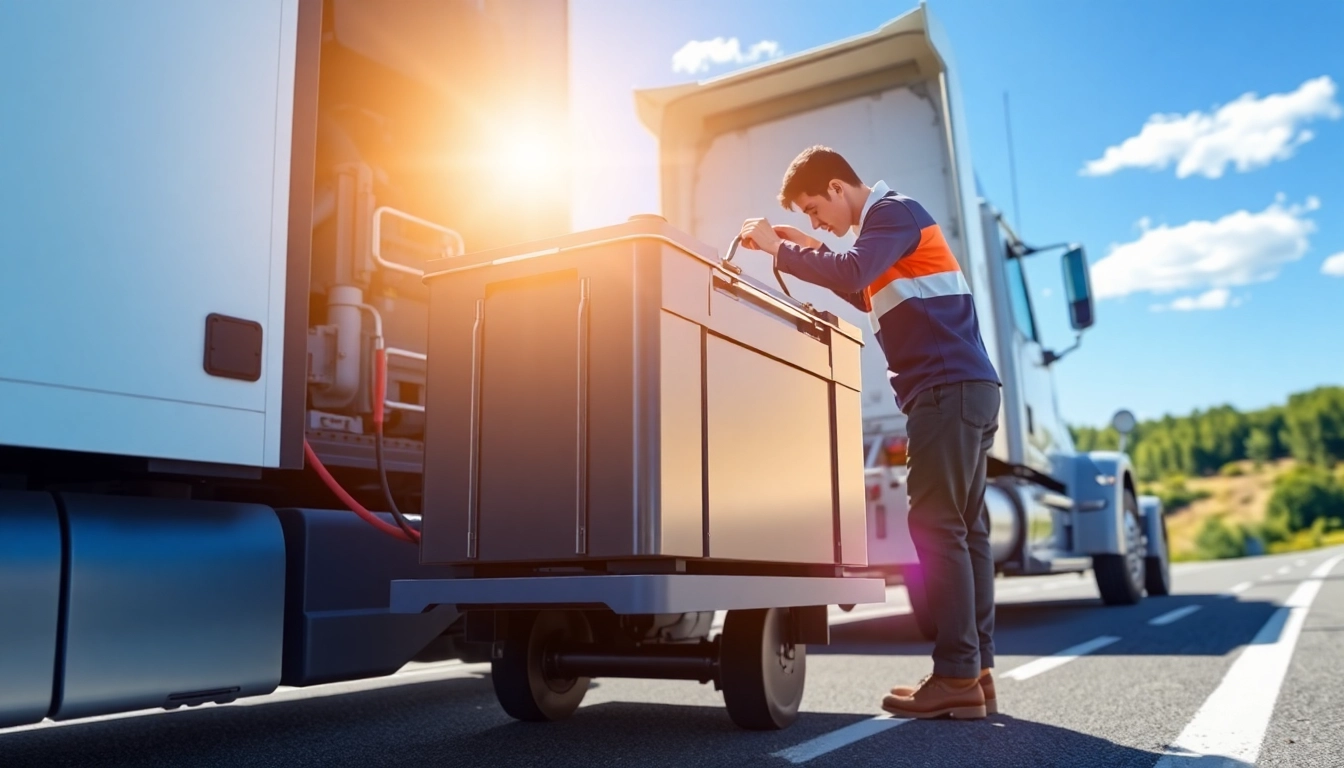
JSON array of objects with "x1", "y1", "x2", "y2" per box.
[
  {"x1": 739, "y1": 218, "x2": 783, "y2": 256},
  {"x1": 773, "y1": 224, "x2": 823, "y2": 250}
]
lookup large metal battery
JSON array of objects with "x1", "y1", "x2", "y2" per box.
[{"x1": 420, "y1": 217, "x2": 867, "y2": 569}]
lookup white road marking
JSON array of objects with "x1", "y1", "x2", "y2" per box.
[
  {"x1": 1226, "y1": 581, "x2": 1253, "y2": 596},
  {"x1": 1149, "y1": 605, "x2": 1203, "y2": 626},
  {"x1": 1155, "y1": 555, "x2": 1344, "y2": 767},
  {"x1": 772, "y1": 715, "x2": 909, "y2": 763},
  {"x1": 1295, "y1": 558, "x2": 1307, "y2": 568},
  {"x1": 1001, "y1": 635, "x2": 1121, "y2": 681},
  {"x1": 1259, "y1": 573, "x2": 1274, "y2": 581},
  {"x1": 1276, "y1": 565, "x2": 1290, "y2": 575}
]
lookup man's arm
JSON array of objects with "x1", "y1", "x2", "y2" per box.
[{"x1": 773, "y1": 202, "x2": 921, "y2": 295}]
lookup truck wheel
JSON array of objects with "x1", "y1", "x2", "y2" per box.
[
  {"x1": 491, "y1": 610, "x2": 592, "y2": 722},
  {"x1": 1145, "y1": 516, "x2": 1172, "y2": 596},
  {"x1": 1094, "y1": 489, "x2": 1147, "y2": 606},
  {"x1": 719, "y1": 608, "x2": 806, "y2": 730},
  {"x1": 902, "y1": 566, "x2": 937, "y2": 642}
]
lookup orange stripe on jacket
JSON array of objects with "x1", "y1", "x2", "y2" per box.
[{"x1": 866, "y1": 223, "x2": 961, "y2": 297}]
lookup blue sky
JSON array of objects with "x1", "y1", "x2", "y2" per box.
[{"x1": 568, "y1": 0, "x2": 1344, "y2": 427}]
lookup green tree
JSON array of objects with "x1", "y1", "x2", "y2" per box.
[
  {"x1": 1282, "y1": 387, "x2": 1344, "y2": 467},
  {"x1": 1195, "y1": 517, "x2": 1245, "y2": 560},
  {"x1": 1266, "y1": 465, "x2": 1344, "y2": 533},
  {"x1": 1245, "y1": 428, "x2": 1274, "y2": 468}
]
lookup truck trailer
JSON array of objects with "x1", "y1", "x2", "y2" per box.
[{"x1": 633, "y1": 3, "x2": 1172, "y2": 637}]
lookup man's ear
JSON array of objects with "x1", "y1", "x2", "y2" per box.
[{"x1": 829, "y1": 180, "x2": 844, "y2": 197}]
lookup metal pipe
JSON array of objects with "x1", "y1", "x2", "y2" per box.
[
  {"x1": 323, "y1": 285, "x2": 365, "y2": 406},
  {"x1": 386, "y1": 347, "x2": 427, "y2": 362},
  {"x1": 548, "y1": 643, "x2": 719, "y2": 683},
  {"x1": 371, "y1": 205, "x2": 466, "y2": 277}
]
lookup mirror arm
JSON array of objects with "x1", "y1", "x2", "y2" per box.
[{"x1": 1042, "y1": 334, "x2": 1083, "y2": 366}]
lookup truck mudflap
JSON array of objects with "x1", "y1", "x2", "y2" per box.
[{"x1": 277, "y1": 508, "x2": 460, "y2": 687}]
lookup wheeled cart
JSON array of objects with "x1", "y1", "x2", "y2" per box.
[
  {"x1": 391, "y1": 574, "x2": 884, "y2": 729},
  {"x1": 400, "y1": 217, "x2": 885, "y2": 729}
]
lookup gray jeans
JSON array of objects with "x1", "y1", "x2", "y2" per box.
[{"x1": 905, "y1": 380, "x2": 1001, "y2": 679}]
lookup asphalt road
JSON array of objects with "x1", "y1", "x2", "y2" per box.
[{"x1": 4, "y1": 546, "x2": 1342, "y2": 768}]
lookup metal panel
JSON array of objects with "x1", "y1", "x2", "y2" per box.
[
  {"x1": 658, "y1": 312, "x2": 705, "y2": 557},
  {"x1": 0, "y1": 492, "x2": 61, "y2": 728},
  {"x1": 56, "y1": 495, "x2": 285, "y2": 720},
  {"x1": 422, "y1": 220, "x2": 860, "y2": 569},
  {"x1": 830, "y1": 334, "x2": 863, "y2": 393},
  {"x1": 706, "y1": 336, "x2": 834, "y2": 564},
  {"x1": 0, "y1": 0, "x2": 300, "y2": 467},
  {"x1": 477, "y1": 271, "x2": 583, "y2": 562},
  {"x1": 832, "y1": 386, "x2": 868, "y2": 566},
  {"x1": 707, "y1": 279, "x2": 832, "y2": 380}
]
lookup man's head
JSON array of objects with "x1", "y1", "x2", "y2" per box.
[{"x1": 778, "y1": 146, "x2": 868, "y2": 235}]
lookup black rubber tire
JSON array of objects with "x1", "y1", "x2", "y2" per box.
[
  {"x1": 719, "y1": 608, "x2": 806, "y2": 730},
  {"x1": 1145, "y1": 516, "x2": 1172, "y2": 597},
  {"x1": 491, "y1": 610, "x2": 592, "y2": 722},
  {"x1": 1094, "y1": 488, "x2": 1146, "y2": 606},
  {"x1": 903, "y1": 565, "x2": 937, "y2": 642}
]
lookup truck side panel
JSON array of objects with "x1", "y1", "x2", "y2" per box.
[{"x1": 0, "y1": 1, "x2": 302, "y2": 467}]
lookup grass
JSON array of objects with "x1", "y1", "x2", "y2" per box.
[{"x1": 1161, "y1": 459, "x2": 1294, "y2": 560}]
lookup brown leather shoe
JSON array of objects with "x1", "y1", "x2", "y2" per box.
[
  {"x1": 882, "y1": 674, "x2": 987, "y2": 719},
  {"x1": 891, "y1": 669, "x2": 997, "y2": 715}
]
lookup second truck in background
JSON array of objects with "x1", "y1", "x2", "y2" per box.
[{"x1": 635, "y1": 4, "x2": 1171, "y2": 636}]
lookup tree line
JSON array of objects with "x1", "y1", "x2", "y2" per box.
[
  {"x1": 1070, "y1": 386, "x2": 1344, "y2": 481},
  {"x1": 1071, "y1": 386, "x2": 1344, "y2": 558}
]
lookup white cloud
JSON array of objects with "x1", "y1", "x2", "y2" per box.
[
  {"x1": 672, "y1": 37, "x2": 782, "y2": 75},
  {"x1": 1323, "y1": 252, "x2": 1344, "y2": 277},
  {"x1": 1082, "y1": 76, "x2": 1341, "y2": 179},
  {"x1": 1093, "y1": 195, "x2": 1319, "y2": 300},
  {"x1": 1151, "y1": 288, "x2": 1233, "y2": 312}
]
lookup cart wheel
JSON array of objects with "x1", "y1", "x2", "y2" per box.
[
  {"x1": 719, "y1": 608, "x2": 806, "y2": 730},
  {"x1": 491, "y1": 610, "x2": 592, "y2": 722}
]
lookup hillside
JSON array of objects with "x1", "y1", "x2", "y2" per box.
[{"x1": 1157, "y1": 459, "x2": 1344, "y2": 561}]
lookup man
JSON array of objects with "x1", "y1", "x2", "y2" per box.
[{"x1": 739, "y1": 145, "x2": 1002, "y2": 720}]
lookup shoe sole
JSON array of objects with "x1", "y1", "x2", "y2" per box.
[
  {"x1": 881, "y1": 703, "x2": 987, "y2": 720},
  {"x1": 888, "y1": 693, "x2": 998, "y2": 716}
]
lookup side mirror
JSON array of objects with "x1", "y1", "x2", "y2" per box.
[
  {"x1": 1111, "y1": 408, "x2": 1137, "y2": 453},
  {"x1": 1061, "y1": 246, "x2": 1095, "y2": 331}
]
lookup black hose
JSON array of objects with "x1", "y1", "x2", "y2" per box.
[{"x1": 375, "y1": 422, "x2": 420, "y2": 542}]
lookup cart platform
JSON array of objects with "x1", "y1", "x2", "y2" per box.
[{"x1": 390, "y1": 573, "x2": 885, "y2": 615}]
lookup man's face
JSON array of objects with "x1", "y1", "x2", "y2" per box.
[{"x1": 792, "y1": 182, "x2": 852, "y2": 236}]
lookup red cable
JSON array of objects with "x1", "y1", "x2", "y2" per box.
[{"x1": 303, "y1": 438, "x2": 417, "y2": 543}]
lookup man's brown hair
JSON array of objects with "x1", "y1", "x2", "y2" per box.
[{"x1": 778, "y1": 145, "x2": 862, "y2": 210}]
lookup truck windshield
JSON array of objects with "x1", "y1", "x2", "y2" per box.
[{"x1": 1006, "y1": 255, "x2": 1039, "y2": 342}]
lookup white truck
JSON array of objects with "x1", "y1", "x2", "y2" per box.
[{"x1": 634, "y1": 3, "x2": 1171, "y2": 637}]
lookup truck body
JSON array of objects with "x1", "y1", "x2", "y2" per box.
[
  {"x1": 0, "y1": 0, "x2": 571, "y2": 728},
  {"x1": 634, "y1": 3, "x2": 1171, "y2": 632}
]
